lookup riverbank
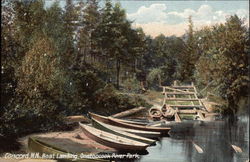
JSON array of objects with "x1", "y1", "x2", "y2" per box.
[{"x1": 0, "y1": 128, "x2": 115, "y2": 162}]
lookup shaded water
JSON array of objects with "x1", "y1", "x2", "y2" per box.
[{"x1": 137, "y1": 115, "x2": 249, "y2": 162}]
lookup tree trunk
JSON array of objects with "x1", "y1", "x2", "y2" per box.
[
  {"x1": 134, "y1": 59, "x2": 137, "y2": 73},
  {"x1": 158, "y1": 74, "x2": 162, "y2": 86},
  {"x1": 83, "y1": 48, "x2": 86, "y2": 62},
  {"x1": 116, "y1": 58, "x2": 120, "y2": 89}
]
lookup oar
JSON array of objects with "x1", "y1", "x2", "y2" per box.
[
  {"x1": 225, "y1": 140, "x2": 243, "y2": 153},
  {"x1": 189, "y1": 140, "x2": 204, "y2": 154},
  {"x1": 231, "y1": 144, "x2": 242, "y2": 153}
]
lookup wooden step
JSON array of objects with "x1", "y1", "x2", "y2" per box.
[
  {"x1": 176, "y1": 109, "x2": 197, "y2": 114},
  {"x1": 168, "y1": 105, "x2": 204, "y2": 108},
  {"x1": 174, "y1": 109, "x2": 207, "y2": 114},
  {"x1": 162, "y1": 92, "x2": 196, "y2": 95},
  {"x1": 171, "y1": 86, "x2": 195, "y2": 89},
  {"x1": 164, "y1": 98, "x2": 200, "y2": 101}
]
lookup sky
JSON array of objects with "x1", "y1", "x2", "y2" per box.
[
  {"x1": 45, "y1": 0, "x2": 249, "y2": 37},
  {"x1": 122, "y1": 1, "x2": 249, "y2": 37}
]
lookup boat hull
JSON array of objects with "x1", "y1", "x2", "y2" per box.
[
  {"x1": 92, "y1": 118, "x2": 156, "y2": 145},
  {"x1": 90, "y1": 113, "x2": 161, "y2": 138},
  {"x1": 79, "y1": 123, "x2": 148, "y2": 151},
  {"x1": 28, "y1": 137, "x2": 107, "y2": 162},
  {"x1": 89, "y1": 112, "x2": 170, "y2": 135}
]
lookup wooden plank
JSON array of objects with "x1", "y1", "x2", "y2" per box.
[
  {"x1": 204, "y1": 113, "x2": 220, "y2": 116},
  {"x1": 173, "y1": 86, "x2": 177, "y2": 108},
  {"x1": 112, "y1": 107, "x2": 146, "y2": 118},
  {"x1": 162, "y1": 92, "x2": 195, "y2": 95},
  {"x1": 173, "y1": 108, "x2": 207, "y2": 114},
  {"x1": 163, "y1": 87, "x2": 167, "y2": 105},
  {"x1": 193, "y1": 86, "x2": 203, "y2": 106},
  {"x1": 168, "y1": 105, "x2": 204, "y2": 108},
  {"x1": 171, "y1": 86, "x2": 195, "y2": 89},
  {"x1": 165, "y1": 98, "x2": 200, "y2": 101},
  {"x1": 64, "y1": 115, "x2": 90, "y2": 124},
  {"x1": 162, "y1": 86, "x2": 191, "y2": 94},
  {"x1": 177, "y1": 109, "x2": 197, "y2": 114}
]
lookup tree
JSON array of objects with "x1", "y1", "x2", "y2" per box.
[
  {"x1": 177, "y1": 16, "x2": 199, "y2": 82},
  {"x1": 13, "y1": 0, "x2": 46, "y2": 56},
  {"x1": 1, "y1": 0, "x2": 47, "y2": 115},
  {"x1": 1, "y1": 1, "x2": 18, "y2": 116},
  {"x1": 128, "y1": 28, "x2": 147, "y2": 72},
  {"x1": 63, "y1": 0, "x2": 78, "y2": 67},
  {"x1": 45, "y1": 2, "x2": 66, "y2": 55},
  {"x1": 143, "y1": 35, "x2": 184, "y2": 86},
  {"x1": 195, "y1": 15, "x2": 249, "y2": 114},
  {"x1": 76, "y1": 0, "x2": 101, "y2": 66},
  {"x1": 16, "y1": 34, "x2": 64, "y2": 111},
  {"x1": 96, "y1": 1, "x2": 132, "y2": 89}
]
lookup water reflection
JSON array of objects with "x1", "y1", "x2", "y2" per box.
[{"x1": 136, "y1": 115, "x2": 249, "y2": 162}]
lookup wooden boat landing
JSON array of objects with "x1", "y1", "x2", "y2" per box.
[{"x1": 161, "y1": 82, "x2": 214, "y2": 122}]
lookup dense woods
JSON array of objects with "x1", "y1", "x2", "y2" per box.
[{"x1": 1, "y1": 0, "x2": 249, "y2": 151}]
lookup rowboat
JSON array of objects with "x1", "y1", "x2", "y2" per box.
[
  {"x1": 111, "y1": 118, "x2": 148, "y2": 126},
  {"x1": 90, "y1": 112, "x2": 148, "y2": 126},
  {"x1": 92, "y1": 118, "x2": 156, "y2": 145},
  {"x1": 93, "y1": 121, "x2": 161, "y2": 138},
  {"x1": 90, "y1": 113, "x2": 161, "y2": 138},
  {"x1": 113, "y1": 118, "x2": 167, "y2": 127},
  {"x1": 28, "y1": 137, "x2": 107, "y2": 162},
  {"x1": 89, "y1": 112, "x2": 171, "y2": 135},
  {"x1": 148, "y1": 107, "x2": 162, "y2": 119},
  {"x1": 79, "y1": 123, "x2": 149, "y2": 151},
  {"x1": 112, "y1": 117, "x2": 168, "y2": 127}
]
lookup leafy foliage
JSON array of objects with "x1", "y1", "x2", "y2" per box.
[
  {"x1": 0, "y1": 0, "x2": 149, "y2": 150},
  {"x1": 1, "y1": 0, "x2": 248, "y2": 152},
  {"x1": 194, "y1": 15, "x2": 249, "y2": 114}
]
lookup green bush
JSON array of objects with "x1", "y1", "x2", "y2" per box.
[
  {"x1": 147, "y1": 68, "x2": 162, "y2": 90},
  {"x1": 92, "y1": 84, "x2": 150, "y2": 115},
  {"x1": 122, "y1": 77, "x2": 141, "y2": 93}
]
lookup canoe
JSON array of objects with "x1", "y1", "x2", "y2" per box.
[
  {"x1": 89, "y1": 112, "x2": 171, "y2": 135},
  {"x1": 90, "y1": 113, "x2": 161, "y2": 138},
  {"x1": 79, "y1": 122, "x2": 149, "y2": 151},
  {"x1": 92, "y1": 118, "x2": 156, "y2": 145},
  {"x1": 28, "y1": 137, "x2": 107, "y2": 162}
]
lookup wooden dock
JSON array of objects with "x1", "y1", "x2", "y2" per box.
[{"x1": 161, "y1": 82, "x2": 208, "y2": 122}]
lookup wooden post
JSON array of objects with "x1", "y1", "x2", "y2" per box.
[
  {"x1": 197, "y1": 110, "x2": 205, "y2": 120},
  {"x1": 158, "y1": 74, "x2": 162, "y2": 86},
  {"x1": 163, "y1": 87, "x2": 167, "y2": 105},
  {"x1": 174, "y1": 112, "x2": 182, "y2": 122},
  {"x1": 193, "y1": 85, "x2": 203, "y2": 107},
  {"x1": 174, "y1": 80, "x2": 177, "y2": 86}
]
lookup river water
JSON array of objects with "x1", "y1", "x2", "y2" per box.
[
  {"x1": 136, "y1": 115, "x2": 249, "y2": 162},
  {"x1": 8, "y1": 115, "x2": 248, "y2": 162}
]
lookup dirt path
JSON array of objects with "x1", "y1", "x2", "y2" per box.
[
  {"x1": 18, "y1": 128, "x2": 115, "y2": 153},
  {"x1": 0, "y1": 128, "x2": 115, "y2": 162}
]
